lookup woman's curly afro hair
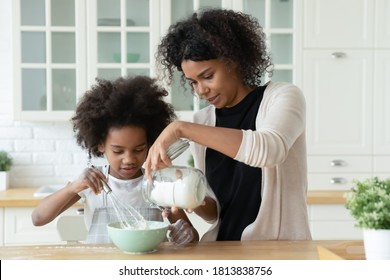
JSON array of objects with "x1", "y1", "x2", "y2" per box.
[
  {"x1": 71, "y1": 75, "x2": 176, "y2": 158},
  {"x1": 157, "y1": 8, "x2": 273, "y2": 88}
]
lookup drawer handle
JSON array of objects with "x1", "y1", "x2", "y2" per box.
[
  {"x1": 330, "y1": 160, "x2": 347, "y2": 167},
  {"x1": 330, "y1": 177, "x2": 347, "y2": 184},
  {"x1": 331, "y1": 52, "x2": 346, "y2": 59}
]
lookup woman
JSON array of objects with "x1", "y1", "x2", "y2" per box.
[{"x1": 145, "y1": 8, "x2": 311, "y2": 241}]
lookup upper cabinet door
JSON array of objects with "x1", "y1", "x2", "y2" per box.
[
  {"x1": 161, "y1": 0, "x2": 224, "y2": 121},
  {"x1": 13, "y1": 0, "x2": 87, "y2": 121},
  {"x1": 12, "y1": 0, "x2": 156, "y2": 121},
  {"x1": 241, "y1": 0, "x2": 297, "y2": 85},
  {"x1": 373, "y1": 50, "x2": 390, "y2": 155},
  {"x1": 375, "y1": 0, "x2": 390, "y2": 48},
  {"x1": 303, "y1": 50, "x2": 373, "y2": 155},
  {"x1": 163, "y1": 0, "x2": 299, "y2": 121},
  {"x1": 87, "y1": 0, "x2": 159, "y2": 83},
  {"x1": 304, "y1": 0, "x2": 374, "y2": 48}
]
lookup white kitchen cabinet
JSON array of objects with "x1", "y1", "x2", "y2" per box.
[
  {"x1": 12, "y1": 0, "x2": 87, "y2": 121},
  {"x1": 2, "y1": 207, "x2": 82, "y2": 246},
  {"x1": 308, "y1": 205, "x2": 362, "y2": 240},
  {"x1": 303, "y1": 50, "x2": 373, "y2": 156},
  {"x1": 302, "y1": 49, "x2": 373, "y2": 184},
  {"x1": 304, "y1": 0, "x2": 374, "y2": 48},
  {"x1": 163, "y1": 0, "x2": 301, "y2": 120},
  {"x1": 12, "y1": 0, "x2": 157, "y2": 121},
  {"x1": 302, "y1": 0, "x2": 390, "y2": 191},
  {"x1": 373, "y1": 51, "x2": 390, "y2": 155},
  {"x1": 0, "y1": 208, "x2": 3, "y2": 246},
  {"x1": 375, "y1": 0, "x2": 390, "y2": 48},
  {"x1": 303, "y1": 0, "x2": 389, "y2": 241},
  {"x1": 13, "y1": 0, "x2": 301, "y2": 122},
  {"x1": 86, "y1": 0, "x2": 159, "y2": 83},
  {"x1": 372, "y1": 50, "x2": 390, "y2": 178},
  {"x1": 307, "y1": 156, "x2": 372, "y2": 191}
]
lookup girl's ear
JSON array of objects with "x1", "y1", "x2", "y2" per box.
[{"x1": 98, "y1": 144, "x2": 105, "y2": 153}]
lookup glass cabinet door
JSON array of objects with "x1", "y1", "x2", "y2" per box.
[
  {"x1": 242, "y1": 0, "x2": 295, "y2": 84},
  {"x1": 14, "y1": 0, "x2": 86, "y2": 120},
  {"x1": 13, "y1": 0, "x2": 298, "y2": 121},
  {"x1": 162, "y1": 0, "x2": 297, "y2": 121},
  {"x1": 164, "y1": 0, "x2": 223, "y2": 120},
  {"x1": 88, "y1": 0, "x2": 156, "y2": 82}
]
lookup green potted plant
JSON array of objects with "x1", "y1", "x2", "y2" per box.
[
  {"x1": 0, "y1": 150, "x2": 13, "y2": 191},
  {"x1": 345, "y1": 177, "x2": 390, "y2": 260}
]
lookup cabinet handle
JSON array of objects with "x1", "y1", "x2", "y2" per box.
[
  {"x1": 330, "y1": 160, "x2": 347, "y2": 167},
  {"x1": 330, "y1": 177, "x2": 347, "y2": 184},
  {"x1": 331, "y1": 52, "x2": 346, "y2": 59}
]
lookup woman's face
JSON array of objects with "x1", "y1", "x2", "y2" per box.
[
  {"x1": 181, "y1": 59, "x2": 251, "y2": 108},
  {"x1": 98, "y1": 125, "x2": 147, "y2": 180}
]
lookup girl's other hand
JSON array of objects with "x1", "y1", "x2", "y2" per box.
[
  {"x1": 167, "y1": 219, "x2": 196, "y2": 246},
  {"x1": 73, "y1": 167, "x2": 108, "y2": 195}
]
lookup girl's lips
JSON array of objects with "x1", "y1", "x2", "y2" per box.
[{"x1": 120, "y1": 167, "x2": 138, "y2": 176}]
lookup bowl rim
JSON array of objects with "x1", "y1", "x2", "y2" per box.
[{"x1": 107, "y1": 220, "x2": 169, "y2": 231}]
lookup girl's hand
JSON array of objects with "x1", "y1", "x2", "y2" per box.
[
  {"x1": 167, "y1": 219, "x2": 196, "y2": 246},
  {"x1": 71, "y1": 167, "x2": 108, "y2": 195}
]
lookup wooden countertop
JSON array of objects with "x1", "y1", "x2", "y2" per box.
[
  {"x1": 0, "y1": 240, "x2": 364, "y2": 260},
  {"x1": 0, "y1": 188, "x2": 348, "y2": 207},
  {"x1": 0, "y1": 188, "x2": 83, "y2": 207}
]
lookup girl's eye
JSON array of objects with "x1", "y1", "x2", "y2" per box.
[
  {"x1": 135, "y1": 147, "x2": 147, "y2": 153},
  {"x1": 112, "y1": 150, "x2": 123, "y2": 154}
]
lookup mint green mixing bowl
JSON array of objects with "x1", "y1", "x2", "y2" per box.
[{"x1": 107, "y1": 221, "x2": 168, "y2": 254}]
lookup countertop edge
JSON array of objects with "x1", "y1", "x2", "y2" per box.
[{"x1": 0, "y1": 188, "x2": 348, "y2": 207}]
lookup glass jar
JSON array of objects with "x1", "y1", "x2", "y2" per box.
[{"x1": 143, "y1": 165, "x2": 207, "y2": 209}]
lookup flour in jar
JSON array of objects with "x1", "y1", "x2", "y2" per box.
[{"x1": 149, "y1": 167, "x2": 206, "y2": 209}]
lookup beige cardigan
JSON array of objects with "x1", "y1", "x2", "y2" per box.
[{"x1": 192, "y1": 81, "x2": 312, "y2": 241}]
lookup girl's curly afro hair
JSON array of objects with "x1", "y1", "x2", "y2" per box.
[
  {"x1": 156, "y1": 8, "x2": 273, "y2": 88},
  {"x1": 71, "y1": 75, "x2": 176, "y2": 158}
]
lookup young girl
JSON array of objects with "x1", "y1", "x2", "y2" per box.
[
  {"x1": 145, "y1": 8, "x2": 312, "y2": 241},
  {"x1": 32, "y1": 75, "x2": 198, "y2": 244}
]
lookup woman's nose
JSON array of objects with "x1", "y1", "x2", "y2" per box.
[{"x1": 197, "y1": 82, "x2": 209, "y2": 97}]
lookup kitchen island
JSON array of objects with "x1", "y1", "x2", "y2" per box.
[
  {"x1": 0, "y1": 188, "x2": 360, "y2": 246},
  {"x1": 0, "y1": 240, "x2": 364, "y2": 260}
]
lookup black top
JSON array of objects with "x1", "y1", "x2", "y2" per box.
[{"x1": 205, "y1": 86, "x2": 265, "y2": 240}]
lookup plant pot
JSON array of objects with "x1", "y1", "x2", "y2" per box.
[
  {"x1": 0, "y1": 171, "x2": 10, "y2": 191},
  {"x1": 363, "y1": 229, "x2": 390, "y2": 260}
]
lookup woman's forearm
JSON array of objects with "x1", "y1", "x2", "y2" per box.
[{"x1": 175, "y1": 121, "x2": 243, "y2": 159}]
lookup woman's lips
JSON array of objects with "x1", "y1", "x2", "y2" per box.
[{"x1": 207, "y1": 94, "x2": 219, "y2": 104}]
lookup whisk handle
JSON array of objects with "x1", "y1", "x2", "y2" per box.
[{"x1": 90, "y1": 164, "x2": 112, "y2": 193}]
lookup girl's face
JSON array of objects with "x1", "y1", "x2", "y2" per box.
[
  {"x1": 98, "y1": 125, "x2": 148, "y2": 180},
  {"x1": 181, "y1": 59, "x2": 253, "y2": 108}
]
